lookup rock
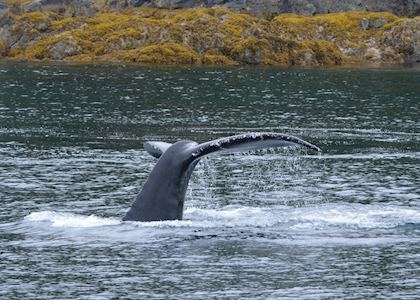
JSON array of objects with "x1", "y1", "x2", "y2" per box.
[
  {"x1": 127, "y1": 0, "x2": 149, "y2": 7},
  {"x1": 65, "y1": 0, "x2": 97, "y2": 17},
  {"x1": 24, "y1": 0, "x2": 69, "y2": 13},
  {"x1": 0, "y1": 26, "x2": 8, "y2": 44},
  {"x1": 382, "y1": 19, "x2": 420, "y2": 63},
  {"x1": 8, "y1": 27, "x2": 41, "y2": 48},
  {"x1": 231, "y1": 38, "x2": 273, "y2": 64},
  {"x1": 302, "y1": 52, "x2": 314, "y2": 65},
  {"x1": 153, "y1": 0, "x2": 207, "y2": 9},
  {"x1": 0, "y1": 0, "x2": 9, "y2": 26},
  {"x1": 360, "y1": 18, "x2": 370, "y2": 30},
  {"x1": 364, "y1": 47, "x2": 381, "y2": 61},
  {"x1": 106, "y1": 0, "x2": 420, "y2": 18},
  {"x1": 23, "y1": 0, "x2": 97, "y2": 17},
  {"x1": 373, "y1": 18, "x2": 388, "y2": 28},
  {"x1": 48, "y1": 36, "x2": 82, "y2": 59},
  {"x1": 1, "y1": 3, "x2": 419, "y2": 66},
  {"x1": 286, "y1": 0, "x2": 420, "y2": 17},
  {"x1": 11, "y1": 0, "x2": 420, "y2": 19},
  {"x1": 288, "y1": 0, "x2": 317, "y2": 16},
  {"x1": 360, "y1": 17, "x2": 389, "y2": 30}
]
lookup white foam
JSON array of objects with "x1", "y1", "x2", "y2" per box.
[
  {"x1": 185, "y1": 206, "x2": 278, "y2": 227},
  {"x1": 186, "y1": 204, "x2": 420, "y2": 229},
  {"x1": 24, "y1": 204, "x2": 420, "y2": 230},
  {"x1": 26, "y1": 211, "x2": 120, "y2": 227},
  {"x1": 289, "y1": 204, "x2": 420, "y2": 229}
]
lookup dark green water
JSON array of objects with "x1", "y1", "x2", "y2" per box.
[{"x1": 0, "y1": 63, "x2": 419, "y2": 299}]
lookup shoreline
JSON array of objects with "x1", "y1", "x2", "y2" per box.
[
  {"x1": 1, "y1": 8, "x2": 419, "y2": 67},
  {"x1": 1, "y1": 59, "x2": 419, "y2": 70}
]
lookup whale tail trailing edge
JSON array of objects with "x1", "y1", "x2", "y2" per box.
[
  {"x1": 188, "y1": 132, "x2": 320, "y2": 161},
  {"x1": 144, "y1": 132, "x2": 321, "y2": 160}
]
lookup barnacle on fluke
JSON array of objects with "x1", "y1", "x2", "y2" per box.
[{"x1": 0, "y1": 5, "x2": 419, "y2": 65}]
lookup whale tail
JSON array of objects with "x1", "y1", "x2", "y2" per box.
[
  {"x1": 124, "y1": 133, "x2": 320, "y2": 222},
  {"x1": 143, "y1": 141, "x2": 172, "y2": 158}
]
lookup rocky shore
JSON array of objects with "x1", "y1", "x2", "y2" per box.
[{"x1": 0, "y1": 0, "x2": 419, "y2": 66}]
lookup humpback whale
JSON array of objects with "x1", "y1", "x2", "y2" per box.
[{"x1": 123, "y1": 133, "x2": 320, "y2": 222}]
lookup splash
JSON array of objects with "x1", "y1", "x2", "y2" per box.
[
  {"x1": 26, "y1": 211, "x2": 120, "y2": 227},
  {"x1": 24, "y1": 204, "x2": 420, "y2": 230}
]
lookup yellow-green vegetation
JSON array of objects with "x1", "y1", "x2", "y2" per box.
[
  {"x1": 0, "y1": 40, "x2": 7, "y2": 57},
  {"x1": 102, "y1": 42, "x2": 201, "y2": 64},
  {"x1": 273, "y1": 12, "x2": 401, "y2": 36},
  {"x1": 202, "y1": 49, "x2": 237, "y2": 65},
  {"x1": 16, "y1": 11, "x2": 51, "y2": 23},
  {"x1": 2, "y1": 7, "x2": 416, "y2": 65}
]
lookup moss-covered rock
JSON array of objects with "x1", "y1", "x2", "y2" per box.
[
  {"x1": 202, "y1": 50, "x2": 237, "y2": 65},
  {"x1": 103, "y1": 42, "x2": 200, "y2": 64},
  {"x1": 231, "y1": 37, "x2": 273, "y2": 64}
]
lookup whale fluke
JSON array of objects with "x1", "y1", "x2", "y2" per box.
[
  {"x1": 123, "y1": 133, "x2": 320, "y2": 222},
  {"x1": 144, "y1": 141, "x2": 173, "y2": 158}
]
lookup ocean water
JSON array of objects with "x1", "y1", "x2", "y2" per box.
[{"x1": 0, "y1": 62, "x2": 419, "y2": 299}]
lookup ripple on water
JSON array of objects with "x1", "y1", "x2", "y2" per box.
[{"x1": 0, "y1": 64, "x2": 419, "y2": 299}]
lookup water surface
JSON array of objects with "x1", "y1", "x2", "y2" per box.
[{"x1": 0, "y1": 63, "x2": 419, "y2": 299}]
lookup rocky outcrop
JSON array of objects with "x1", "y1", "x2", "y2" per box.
[
  {"x1": 2, "y1": 7, "x2": 419, "y2": 66},
  {"x1": 10, "y1": 0, "x2": 420, "y2": 18},
  {"x1": 48, "y1": 35, "x2": 82, "y2": 59},
  {"x1": 107, "y1": 0, "x2": 420, "y2": 18},
  {"x1": 383, "y1": 19, "x2": 420, "y2": 63},
  {"x1": 280, "y1": 0, "x2": 420, "y2": 17},
  {"x1": 0, "y1": 0, "x2": 10, "y2": 56},
  {"x1": 23, "y1": 0, "x2": 98, "y2": 17},
  {"x1": 0, "y1": 0, "x2": 9, "y2": 25}
]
